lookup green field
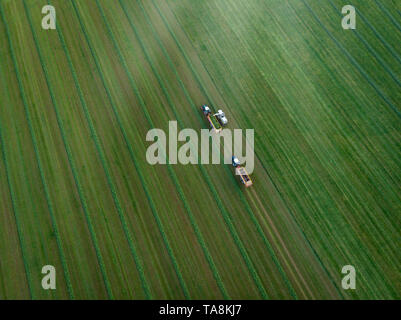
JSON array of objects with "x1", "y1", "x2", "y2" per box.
[{"x1": 0, "y1": 0, "x2": 400, "y2": 299}]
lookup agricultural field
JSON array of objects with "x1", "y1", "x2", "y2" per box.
[{"x1": 0, "y1": 0, "x2": 400, "y2": 300}]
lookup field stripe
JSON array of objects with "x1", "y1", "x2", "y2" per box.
[
  {"x1": 374, "y1": 0, "x2": 401, "y2": 33},
  {"x1": 353, "y1": 5, "x2": 401, "y2": 66},
  {"x1": 0, "y1": 114, "x2": 32, "y2": 299},
  {"x1": 96, "y1": 0, "x2": 229, "y2": 299},
  {"x1": 256, "y1": 4, "x2": 390, "y2": 298},
  {"x1": 327, "y1": 0, "x2": 401, "y2": 88},
  {"x1": 56, "y1": 0, "x2": 157, "y2": 299},
  {"x1": 51, "y1": 0, "x2": 153, "y2": 299},
  {"x1": 22, "y1": 0, "x2": 118, "y2": 299},
  {"x1": 301, "y1": 0, "x2": 401, "y2": 119},
  {"x1": 0, "y1": 2, "x2": 74, "y2": 299},
  {"x1": 70, "y1": 0, "x2": 188, "y2": 299},
  {"x1": 119, "y1": 0, "x2": 268, "y2": 299},
  {"x1": 286, "y1": 1, "x2": 401, "y2": 222}
]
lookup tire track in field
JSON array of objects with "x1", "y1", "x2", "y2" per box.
[
  {"x1": 120, "y1": 0, "x2": 269, "y2": 299},
  {"x1": 1, "y1": 2, "x2": 73, "y2": 299},
  {"x1": 217, "y1": 132, "x2": 312, "y2": 297},
  {"x1": 97, "y1": 0, "x2": 230, "y2": 300},
  {"x1": 154, "y1": 0, "x2": 337, "y2": 298},
  {"x1": 249, "y1": 190, "x2": 313, "y2": 298},
  {"x1": 301, "y1": 0, "x2": 401, "y2": 119}
]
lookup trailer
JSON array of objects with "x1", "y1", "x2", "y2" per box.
[
  {"x1": 232, "y1": 156, "x2": 253, "y2": 187},
  {"x1": 201, "y1": 105, "x2": 228, "y2": 133}
]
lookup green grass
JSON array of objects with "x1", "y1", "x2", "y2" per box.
[{"x1": 0, "y1": 0, "x2": 399, "y2": 299}]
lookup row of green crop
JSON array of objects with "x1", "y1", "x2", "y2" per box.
[
  {"x1": 4, "y1": 0, "x2": 154, "y2": 299},
  {"x1": 57, "y1": 0, "x2": 222, "y2": 299},
  {"x1": 0, "y1": 2, "x2": 71, "y2": 299}
]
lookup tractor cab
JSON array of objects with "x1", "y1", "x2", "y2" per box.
[
  {"x1": 232, "y1": 156, "x2": 241, "y2": 167},
  {"x1": 202, "y1": 105, "x2": 211, "y2": 115},
  {"x1": 216, "y1": 109, "x2": 228, "y2": 126}
]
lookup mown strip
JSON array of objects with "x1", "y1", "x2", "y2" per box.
[
  {"x1": 353, "y1": 5, "x2": 401, "y2": 65},
  {"x1": 23, "y1": 0, "x2": 119, "y2": 299},
  {"x1": 53, "y1": 0, "x2": 156, "y2": 299},
  {"x1": 374, "y1": 0, "x2": 401, "y2": 33},
  {"x1": 72, "y1": 1, "x2": 190, "y2": 299},
  {"x1": 0, "y1": 2, "x2": 73, "y2": 299}
]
